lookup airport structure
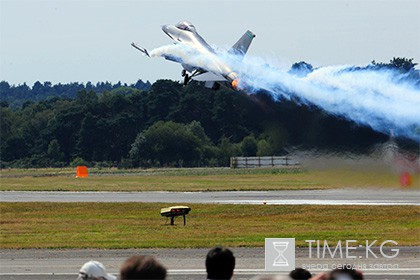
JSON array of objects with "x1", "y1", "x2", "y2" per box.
[{"x1": 230, "y1": 156, "x2": 300, "y2": 168}]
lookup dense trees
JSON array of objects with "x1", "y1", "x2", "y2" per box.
[
  {"x1": 1, "y1": 59, "x2": 417, "y2": 168},
  {"x1": 372, "y1": 57, "x2": 417, "y2": 71},
  {"x1": 0, "y1": 80, "x2": 151, "y2": 109},
  {"x1": 129, "y1": 121, "x2": 211, "y2": 167},
  {"x1": 0, "y1": 80, "x2": 394, "y2": 168}
]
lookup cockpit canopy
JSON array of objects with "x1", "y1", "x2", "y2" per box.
[{"x1": 176, "y1": 21, "x2": 196, "y2": 32}]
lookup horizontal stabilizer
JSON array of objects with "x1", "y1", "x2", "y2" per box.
[{"x1": 192, "y1": 72, "x2": 227, "y2": 82}]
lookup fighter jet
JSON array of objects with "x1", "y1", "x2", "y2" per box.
[{"x1": 131, "y1": 20, "x2": 255, "y2": 90}]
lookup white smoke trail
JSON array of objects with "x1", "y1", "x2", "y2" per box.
[
  {"x1": 149, "y1": 44, "x2": 420, "y2": 141},
  {"x1": 149, "y1": 44, "x2": 228, "y2": 75},
  {"x1": 233, "y1": 57, "x2": 420, "y2": 141}
]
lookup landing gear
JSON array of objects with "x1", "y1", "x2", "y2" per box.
[
  {"x1": 183, "y1": 74, "x2": 190, "y2": 86},
  {"x1": 182, "y1": 69, "x2": 190, "y2": 86},
  {"x1": 182, "y1": 69, "x2": 199, "y2": 86}
]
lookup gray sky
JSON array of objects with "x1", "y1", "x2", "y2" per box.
[{"x1": 0, "y1": 0, "x2": 419, "y2": 86}]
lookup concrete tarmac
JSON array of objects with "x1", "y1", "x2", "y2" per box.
[
  {"x1": 1, "y1": 247, "x2": 419, "y2": 280},
  {"x1": 1, "y1": 188, "x2": 419, "y2": 205},
  {"x1": 2, "y1": 189, "x2": 419, "y2": 279}
]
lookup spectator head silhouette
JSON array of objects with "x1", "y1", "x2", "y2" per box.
[
  {"x1": 328, "y1": 267, "x2": 363, "y2": 280},
  {"x1": 290, "y1": 268, "x2": 312, "y2": 280},
  {"x1": 120, "y1": 255, "x2": 167, "y2": 280},
  {"x1": 77, "y1": 260, "x2": 116, "y2": 280},
  {"x1": 206, "y1": 246, "x2": 236, "y2": 279}
]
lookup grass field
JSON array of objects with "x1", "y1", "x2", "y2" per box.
[
  {"x1": 1, "y1": 167, "x2": 416, "y2": 191},
  {"x1": 1, "y1": 168, "x2": 417, "y2": 249},
  {"x1": 1, "y1": 202, "x2": 419, "y2": 248}
]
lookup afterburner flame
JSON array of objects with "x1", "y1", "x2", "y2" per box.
[{"x1": 232, "y1": 79, "x2": 239, "y2": 90}]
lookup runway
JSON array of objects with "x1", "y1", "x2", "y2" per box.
[
  {"x1": 1, "y1": 247, "x2": 419, "y2": 280},
  {"x1": 0, "y1": 188, "x2": 420, "y2": 280},
  {"x1": 1, "y1": 188, "x2": 419, "y2": 205},
  {"x1": 2, "y1": 189, "x2": 419, "y2": 279}
]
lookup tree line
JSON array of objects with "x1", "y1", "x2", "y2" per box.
[
  {"x1": 1, "y1": 58, "x2": 418, "y2": 168},
  {"x1": 0, "y1": 80, "x2": 151, "y2": 109}
]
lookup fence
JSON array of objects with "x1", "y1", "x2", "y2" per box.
[{"x1": 230, "y1": 156, "x2": 300, "y2": 168}]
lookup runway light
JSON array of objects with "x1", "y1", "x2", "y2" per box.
[{"x1": 160, "y1": 206, "x2": 191, "y2": 226}]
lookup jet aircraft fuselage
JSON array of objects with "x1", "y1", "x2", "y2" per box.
[{"x1": 132, "y1": 21, "x2": 255, "y2": 90}]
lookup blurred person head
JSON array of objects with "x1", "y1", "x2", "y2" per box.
[
  {"x1": 290, "y1": 268, "x2": 312, "y2": 280},
  {"x1": 77, "y1": 260, "x2": 116, "y2": 280},
  {"x1": 120, "y1": 255, "x2": 167, "y2": 280},
  {"x1": 328, "y1": 266, "x2": 363, "y2": 280},
  {"x1": 206, "y1": 246, "x2": 236, "y2": 279},
  {"x1": 251, "y1": 275, "x2": 291, "y2": 280},
  {"x1": 309, "y1": 273, "x2": 328, "y2": 280}
]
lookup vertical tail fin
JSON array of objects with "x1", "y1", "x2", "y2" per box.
[{"x1": 228, "y1": 30, "x2": 256, "y2": 58}]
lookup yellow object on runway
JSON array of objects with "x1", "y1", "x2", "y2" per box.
[{"x1": 160, "y1": 206, "x2": 191, "y2": 225}]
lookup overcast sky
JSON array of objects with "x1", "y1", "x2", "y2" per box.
[{"x1": 1, "y1": 0, "x2": 419, "y2": 86}]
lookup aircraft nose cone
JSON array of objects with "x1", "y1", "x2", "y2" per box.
[
  {"x1": 161, "y1": 25, "x2": 170, "y2": 33},
  {"x1": 161, "y1": 25, "x2": 174, "y2": 39}
]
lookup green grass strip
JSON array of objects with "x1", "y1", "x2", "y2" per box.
[
  {"x1": 1, "y1": 167, "x2": 415, "y2": 191},
  {"x1": 1, "y1": 203, "x2": 418, "y2": 248}
]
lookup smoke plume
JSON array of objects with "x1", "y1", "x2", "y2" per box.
[{"x1": 149, "y1": 44, "x2": 420, "y2": 142}]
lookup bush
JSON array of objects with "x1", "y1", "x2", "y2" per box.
[
  {"x1": 70, "y1": 157, "x2": 89, "y2": 167},
  {"x1": 118, "y1": 158, "x2": 133, "y2": 169}
]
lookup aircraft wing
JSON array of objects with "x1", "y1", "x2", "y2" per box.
[
  {"x1": 191, "y1": 72, "x2": 227, "y2": 82},
  {"x1": 161, "y1": 54, "x2": 184, "y2": 63}
]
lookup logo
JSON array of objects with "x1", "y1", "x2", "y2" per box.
[
  {"x1": 265, "y1": 238, "x2": 295, "y2": 271},
  {"x1": 305, "y1": 240, "x2": 400, "y2": 259}
]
